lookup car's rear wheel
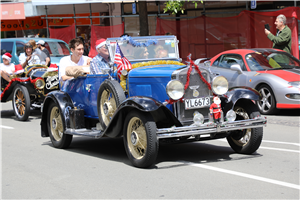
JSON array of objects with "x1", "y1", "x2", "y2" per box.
[
  {"x1": 47, "y1": 102, "x2": 72, "y2": 148},
  {"x1": 257, "y1": 84, "x2": 277, "y2": 115},
  {"x1": 97, "y1": 80, "x2": 126, "y2": 130},
  {"x1": 227, "y1": 102, "x2": 263, "y2": 154},
  {"x1": 123, "y1": 110, "x2": 158, "y2": 168},
  {"x1": 12, "y1": 84, "x2": 30, "y2": 121}
]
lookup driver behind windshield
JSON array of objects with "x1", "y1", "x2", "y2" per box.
[
  {"x1": 90, "y1": 38, "x2": 110, "y2": 74},
  {"x1": 19, "y1": 43, "x2": 41, "y2": 68}
]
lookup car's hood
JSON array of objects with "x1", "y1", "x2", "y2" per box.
[
  {"x1": 129, "y1": 64, "x2": 186, "y2": 78},
  {"x1": 257, "y1": 69, "x2": 300, "y2": 82}
]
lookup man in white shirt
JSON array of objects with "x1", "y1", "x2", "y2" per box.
[
  {"x1": 19, "y1": 43, "x2": 41, "y2": 68},
  {"x1": 59, "y1": 37, "x2": 92, "y2": 87}
]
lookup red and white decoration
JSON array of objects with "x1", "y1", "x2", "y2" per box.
[
  {"x1": 47, "y1": 63, "x2": 58, "y2": 72},
  {"x1": 2, "y1": 52, "x2": 12, "y2": 62},
  {"x1": 14, "y1": 64, "x2": 24, "y2": 74},
  {"x1": 115, "y1": 43, "x2": 132, "y2": 79}
]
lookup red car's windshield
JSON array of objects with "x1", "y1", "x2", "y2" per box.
[{"x1": 245, "y1": 52, "x2": 300, "y2": 71}]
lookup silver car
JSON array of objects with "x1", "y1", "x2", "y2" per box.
[{"x1": 197, "y1": 48, "x2": 300, "y2": 114}]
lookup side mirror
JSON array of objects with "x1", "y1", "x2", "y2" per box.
[
  {"x1": 204, "y1": 60, "x2": 211, "y2": 67},
  {"x1": 231, "y1": 64, "x2": 243, "y2": 74}
]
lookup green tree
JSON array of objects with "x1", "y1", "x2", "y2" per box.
[{"x1": 163, "y1": 0, "x2": 203, "y2": 14}]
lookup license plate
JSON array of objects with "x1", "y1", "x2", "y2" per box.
[{"x1": 185, "y1": 97, "x2": 210, "y2": 110}]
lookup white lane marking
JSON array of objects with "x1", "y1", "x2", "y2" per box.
[
  {"x1": 262, "y1": 140, "x2": 300, "y2": 146},
  {"x1": 217, "y1": 139, "x2": 300, "y2": 153},
  {"x1": 183, "y1": 161, "x2": 300, "y2": 190},
  {"x1": 0, "y1": 125, "x2": 14, "y2": 129},
  {"x1": 259, "y1": 146, "x2": 300, "y2": 153}
]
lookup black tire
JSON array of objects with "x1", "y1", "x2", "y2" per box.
[
  {"x1": 256, "y1": 84, "x2": 277, "y2": 115},
  {"x1": 226, "y1": 102, "x2": 263, "y2": 154},
  {"x1": 12, "y1": 84, "x2": 30, "y2": 121},
  {"x1": 123, "y1": 110, "x2": 158, "y2": 168},
  {"x1": 97, "y1": 80, "x2": 126, "y2": 130},
  {"x1": 47, "y1": 102, "x2": 72, "y2": 149}
]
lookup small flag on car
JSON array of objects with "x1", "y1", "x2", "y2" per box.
[{"x1": 114, "y1": 43, "x2": 132, "y2": 78}]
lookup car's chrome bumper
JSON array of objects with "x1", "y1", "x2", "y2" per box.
[{"x1": 157, "y1": 116, "x2": 267, "y2": 139}]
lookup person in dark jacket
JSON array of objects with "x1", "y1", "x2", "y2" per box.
[
  {"x1": 37, "y1": 40, "x2": 51, "y2": 67},
  {"x1": 265, "y1": 14, "x2": 291, "y2": 54}
]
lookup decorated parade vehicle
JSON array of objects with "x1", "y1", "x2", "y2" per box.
[
  {"x1": 1, "y1": 64, "x2": 59, "y2": 121},
  {"x1": 40, "y1": 35, "x2": 267, "y2": 168}
]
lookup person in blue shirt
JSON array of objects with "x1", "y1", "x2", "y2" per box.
[{"x1": 90, "y1": 38, "x2": 111, "y2": 74}]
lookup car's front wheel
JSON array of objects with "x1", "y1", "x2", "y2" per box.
[
  {"x1": 257, "y1": 84, "x2": 277, "y2": 115},
  {"x1": 227, "y1": 102, "x2": 263, "y2": 154},
  {"x1": 97, "y1": 80, "x2": 126, "y2": 130},
  {"x1": 123, "y1": 110, "x2": 158, "y2": 168},
  {"x1": 47, "y1": 102, "x2": 72, "y2": 149},
  {"x1": 12, "y1": 84, "x2": 30, "y2": 121}
]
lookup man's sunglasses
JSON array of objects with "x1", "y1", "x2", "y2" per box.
[{"x1": 102, "y1": 45, "x2": 108, "y2": 49}]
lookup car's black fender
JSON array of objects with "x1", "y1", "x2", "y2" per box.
[
  {"x1": 221, "y1": 86, "x2": 261, "y2": 114},
  {"x1": 1, "y1": 80, "x2": 34, "y2": 102},
  {"x1": 40, "y1": 90, "x2": 74, "y2": 137},
  {"x1": 104, "y1": 96, "x2": 182, "y2": 138}
]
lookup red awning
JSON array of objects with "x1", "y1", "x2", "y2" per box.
[{"x1": 0, "y1": 3, "x2": 25, "y2": 20}]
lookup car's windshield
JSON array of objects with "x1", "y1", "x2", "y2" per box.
[
  {"x1": 45, "y1": 41, "x2": 70, "y2": 57},
  {"x1": 246, "y1": 52, "x2": 300, "y2": 71},
  {"x1": 108, "y1": 37, "x2": 179, "y2": 62}
]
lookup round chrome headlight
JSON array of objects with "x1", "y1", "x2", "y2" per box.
[
  {"x1": 193, "y1": 111, "x2": 204, "y2": 125},
  {"x1": 212, "y1": 76, "x2": 228, "y2": 95},
  {"x1": 35, "y1": 79, "x2": 45, "y2": 89},
  {"x1": 166, "y1": 80, "x2": 184, "y2": 100},
  {"x1": 226, "y1": 109, "x2": 236, "y2": 122}
]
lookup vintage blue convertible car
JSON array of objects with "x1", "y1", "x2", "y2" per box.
[{"x1": 40, "y1": 35, "x2": 267, "y2": 168}]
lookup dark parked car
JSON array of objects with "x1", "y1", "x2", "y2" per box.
[{"x1": 40, "y1": 36, "x2": 267, "y2": 168}]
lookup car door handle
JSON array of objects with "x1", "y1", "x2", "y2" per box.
[{"x1": 214, "y1": 73, "x2": 220, "y2": 76}]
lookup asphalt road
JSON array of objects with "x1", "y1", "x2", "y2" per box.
[{"x1": 1, "y1": 101, "x2": 299, "y2": 199}]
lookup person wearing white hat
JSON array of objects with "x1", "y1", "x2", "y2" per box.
[
  {"x1": 90, "y1": 38, "x2": 110, "y2": 74},
  {"x1": 59, "y1": 37, "x2": 92, "y2": 87},
  {"x1": 37, "y1": 40, "x2": 51, "y2": 67},
  {"x1": 0, "y1": 52, "x2": 15, "y2": 83}
]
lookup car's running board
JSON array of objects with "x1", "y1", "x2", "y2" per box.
[{"x1": 65, "y1": 128, "x2": 104, "y2": 138}]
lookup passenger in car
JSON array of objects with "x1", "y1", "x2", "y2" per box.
[
  {"x1": 19, "y1": 43, "x2": 41, "y2": 68},
  {"x1": 59, "y1": 37, "x2": 92, "y2": 86},
  {"x1": 36, "y1": 40, "x2": 51, "y2": 67},
  {"x1": 90, "y1": 38, "x2": 111, "y2": 74},
  {"x1": 28, "y1": 40, "x2": 48, "y2": 66},
  {"x1": 154, "y1": 45, "x2": 168, "y2": 58},
  {"x1": 133, "y1": 47, "x2": 149, "y2": 59},
  {"x1": 0, "y1": 52, "x2": 14, "y2": 83}
]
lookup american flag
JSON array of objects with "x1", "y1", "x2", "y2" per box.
[{"x1": 115, "y1": 43, "x2": 132, "y2": 78}]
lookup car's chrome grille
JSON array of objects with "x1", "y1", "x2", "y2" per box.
[{"x1": 174, "y1": 68, "x2": 212, "y2": 125}]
